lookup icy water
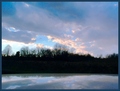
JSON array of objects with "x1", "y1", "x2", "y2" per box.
[{"x1": 2, "y1": 74, "x2": 118, "y2": 89}]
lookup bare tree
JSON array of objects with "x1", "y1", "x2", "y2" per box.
[
  {"x1": 54, "y1": 43, "x2": 69, "y2": 51},
  {"x1": 29, "y1": 48, "x2": 36, "y2": 57},
  {"x1": 53, "y1": 43, "x2": 69, "y2": 58},
  {"x1": 20, "y1": 46, "x2": 29, "y2": 57},
  {"x1": 2, "y1": 45, "x2": 12, "y2": 56},
  {"x1": 36, "y1": 47, "x2": 41, "y2": 57}
]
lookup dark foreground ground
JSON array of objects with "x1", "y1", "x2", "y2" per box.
[{"x1": 2, "y1": 58, "x2": 118, "y2": 74}]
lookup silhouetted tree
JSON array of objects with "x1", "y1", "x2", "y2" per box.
[
  {"x1": 15, "y1": 51, "x2": 20, "y2": 57},
  {"x1": 36, "y1": 47, "x2": 41, "y2": 57},
  {"x1": 20, "y1": 47, "x2": 29, "y2": 57},
  {"x1": 98, "y1": 54, "x2": 102, "y2": 59},
  {"x1": 40, "y1": 48, "x2": 46, "y2": 57},
  {"x1": 28, "y1": 48, "x2": 36, "y2": 57},
  {"x1": 53, "y1": 43, "x2": 69, "y2": 58},
  {"x1": 54, "y1": 43, "x2": 68, "y2": 51},
  {"x1": 106, "y1": 53, "x2": 118, "y2": 59},
  {"x1": 45, "y1": 49, "x2": 53, "y2": 58},
  {"x1": 2, "y1": 45, "x2": 12, "y2": 56}
]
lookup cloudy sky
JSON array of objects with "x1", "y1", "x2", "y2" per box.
[{"x1": 2, "y1": 2, "x2": 118, "y2": 57}]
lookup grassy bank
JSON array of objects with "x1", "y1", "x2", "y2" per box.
[{"x1": 2, "y1": 59, "x2": 118, "y2": 74}]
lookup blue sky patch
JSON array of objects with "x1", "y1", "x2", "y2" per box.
[{"x1": 35, "y1": 35, "x2": 56, "y2": 47}]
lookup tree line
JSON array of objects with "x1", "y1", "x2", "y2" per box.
[
  {"x1": 2, "y1": 43, "x2": 118, "y2": 61},
  {"x1": 2, "y1": 44, "x2": 118, "y2": 74}
]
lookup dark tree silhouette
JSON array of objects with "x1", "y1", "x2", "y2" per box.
[
  {"x1": 2, "y1": 43, "x2": 118, "y2": 74},
  {"x1": 53, "y1": 43, "x2": 69, "y2": 58},
  {"x1": 28, "y1": 48, "x2": 36, "y2": 57},
  {"x1": 20, "y1": 47, "x2": 29, "y2": 57},
  {"x1": 15, "y1": 51, "x2": 20, "y2": 57},
  {"x1": 2, "y1": 45, "x2": 12, "y2": 56},
  {"x1": 106, "y1": 53, "x2": 118, "y2": 59},
  {"x1": 36, "y1": 47, "x2": 41, "y2": 57}
]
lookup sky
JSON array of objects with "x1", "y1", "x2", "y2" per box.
[{"x1": 2, "y1": 2, "x2": 118, "y2": 57}]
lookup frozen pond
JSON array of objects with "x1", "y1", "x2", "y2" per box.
[{"x1": 2, "y1": 74, "x2": 118, "y2": 89}]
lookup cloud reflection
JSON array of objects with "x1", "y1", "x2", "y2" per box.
[{"x1": 2, "y1": 74, "x2": 118, "y2": 89}]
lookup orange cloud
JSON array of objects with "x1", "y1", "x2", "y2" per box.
[{"x1": 47, "y1": 35, "x2": 91, "y2": 54}]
